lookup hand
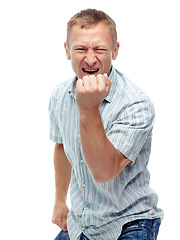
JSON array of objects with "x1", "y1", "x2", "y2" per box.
[
  {"x1": 76, "y1": 73, "x2": 111, "y2": 113},
  {"x1": 52, "y1": 201, "x2": 69, "y2": 232}
]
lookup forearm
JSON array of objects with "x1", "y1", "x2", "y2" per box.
[
  {"x1": 79, "y1": 109, "x2": 128, "y2": 183},
  {"x1": 76, "y1": 74, "x2": 130, "y2": 182},
  {"x1": 54, "y1": 143, "x2": 72, "y2": 202}
]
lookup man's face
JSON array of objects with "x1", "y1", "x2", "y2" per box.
[{"x1": 64, "y1": 22, "x2": 119, "y2": 79}]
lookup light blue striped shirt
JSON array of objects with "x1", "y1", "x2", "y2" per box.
[{"x1": 49, "y1": 66, "x2": 163, "y2": 240}]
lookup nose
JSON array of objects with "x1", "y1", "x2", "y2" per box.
[{"x1": 84, "y1": 49, "x2": 97, "y2": 67}]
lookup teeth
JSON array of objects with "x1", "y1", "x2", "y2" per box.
[
  {"x1": 86, "y1": 69, "x2": 96, "y2": 72},
  {"x1": 83, "y1": 68, "x2": 99, "y2": 73}
]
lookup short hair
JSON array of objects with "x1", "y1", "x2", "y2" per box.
[{"x1": 66, "y1": 9, "x2": 117, "y2": 48}]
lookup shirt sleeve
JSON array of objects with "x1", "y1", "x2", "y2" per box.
[
  {"x1": 48, "y1": 94, "x2": 63, "y2": 144},
  {"x1": 106, "y1": 99, "x2": 155, "y2": 163}
]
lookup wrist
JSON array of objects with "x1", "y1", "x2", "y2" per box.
[
  {"x1": 78, "y1": 107, "x2": 100, "y2": 121},
  {"x1": 55, "y1": 199, "x2": 67, "y2": 207},
  {"x1": 55, "y1": 193, "x2": 67, "y2": 203}
]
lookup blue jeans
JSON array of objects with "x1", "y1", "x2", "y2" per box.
[{"x1": 54, "y1": 218, "x2": 161, "y2": 240}]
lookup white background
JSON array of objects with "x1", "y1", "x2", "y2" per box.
[{"x1": 0, "y1": 0, "x2": 179, "y2": 239}]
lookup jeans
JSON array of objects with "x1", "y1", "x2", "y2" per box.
[
  {"x1": 54, "y1": 218, "x2": 161, "y2": 240},
  {"x1": 54, "y1": 231, "x2": 88, "y2": 240}
]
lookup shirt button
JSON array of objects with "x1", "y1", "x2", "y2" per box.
[
  {"x1": 82, "y1": 183, "x2": 85, "y2": 188},
  {"x1": 82, "y1": 226, "x2": 85, "y2": 231},
  {"x1": 81, "y1": 159, "x2": 83, "y2": 163}
]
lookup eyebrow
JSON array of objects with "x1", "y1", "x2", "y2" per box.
[
  {"x1": 72, "y1": 45, "x2": 87, "y2": 49},
  {"x1": 72, "y1": 44, "x2": 110, "y2": 49}
]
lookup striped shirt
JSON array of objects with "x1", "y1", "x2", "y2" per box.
[{"x1": 49, "y1": 66, "x2": 163, "y2": 240}]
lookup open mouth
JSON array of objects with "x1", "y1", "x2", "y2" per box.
[{"x1": 82, "y1": 68, "x2": 99, "y2": 75}]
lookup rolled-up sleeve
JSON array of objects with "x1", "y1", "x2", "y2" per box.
[
  {"x1": 106, "y1": 99, "x2": 155, "y2": 163},
  {"x1": 48, "y1": 95, "x2": 62, "y2": 144}
]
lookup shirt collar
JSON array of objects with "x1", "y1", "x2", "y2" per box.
[
  {"x1": 104, "y1": 66, "x2": 117, "y2": 103},
  {"x1": 68, "y1": 65, "x2": 117, "y2": 103},
  {"x1": 68, "y1": 76, "x2": 77, "y2": 100}
]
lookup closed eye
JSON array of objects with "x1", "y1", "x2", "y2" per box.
[
  {"x1": 76, "y1": 48, "x2": 87, "y2": 52},
  {"x1": 95, "y1": 48, "x2": 107, "y2": 53}
]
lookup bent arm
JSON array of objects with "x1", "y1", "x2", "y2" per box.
[{"x1": 76, "y1": 74, "x2": 130, "y2": 183}]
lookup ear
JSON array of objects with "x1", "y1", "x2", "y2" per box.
[
  {"x1": 112, "y1": 42, "x2": 120, "y2": 60},
  {"x1": 64, "y1": 42, "x2": 71, "y2": 60}
]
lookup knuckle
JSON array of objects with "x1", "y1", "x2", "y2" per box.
[
  {"x1": 97, "y1": 73, "x2": 103, "y2": 78},
  {"x1": 52, "y1": 215, "x2": 63, "y2": 224},
  {"x1": 90, "y1": 75, "x2": 96, "y2": 81},
  {"x1": 83, "y1": 75, "x2": 89, "y2": 81}
]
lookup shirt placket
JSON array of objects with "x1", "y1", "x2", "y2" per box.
[{"x1": 79, "y1": 147, "x2": 89, "y2": 233}]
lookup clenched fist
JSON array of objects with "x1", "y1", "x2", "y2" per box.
[
  {"x1": 52, "y1": 201, "x2": 69, "y2": 232},
  {"x1": 76, "y1": 73, "x2": 111, "y2": 113}
]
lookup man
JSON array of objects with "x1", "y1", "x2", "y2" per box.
[{"x1": 49, "y1": 9, "x2": 163, "y2": 240}]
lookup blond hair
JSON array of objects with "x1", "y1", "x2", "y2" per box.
[{"x1": 66, "y1": 9, "x2": 117, "y2": 48}]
